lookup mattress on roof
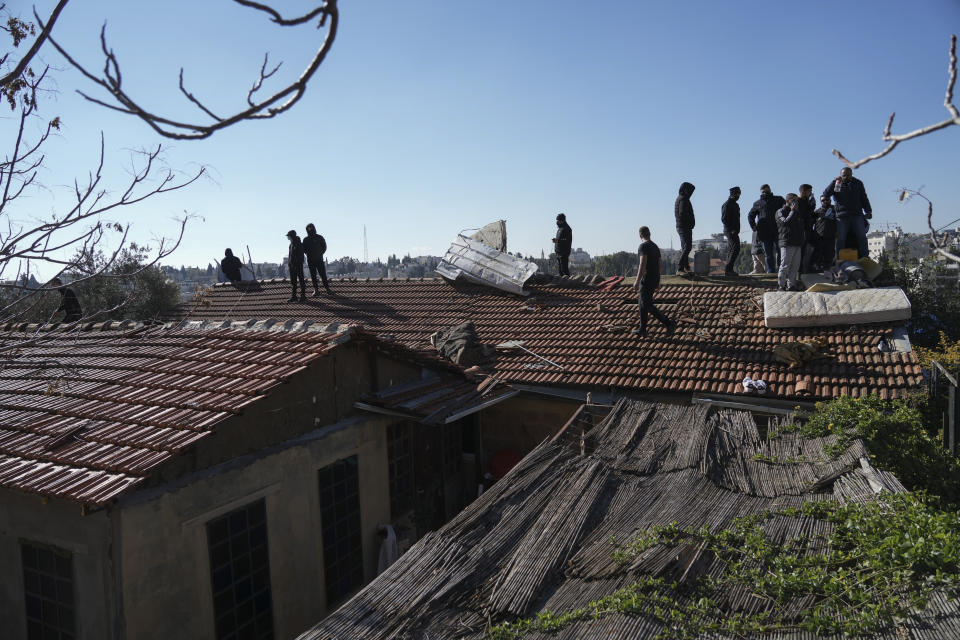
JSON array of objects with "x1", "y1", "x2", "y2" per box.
[{"x1": 763, "y1": 286, "x2": 911, "y2": 328}]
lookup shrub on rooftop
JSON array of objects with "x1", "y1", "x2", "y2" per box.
[{"x1": 794, "y1": 395, "x2": 960, "y2": 503}]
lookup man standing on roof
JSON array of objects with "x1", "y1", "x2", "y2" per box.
[
  {"x1": 50, "y1": 277, "x2": 82, "y2": 323},
  {"x1": 813, "y1": 194, "x2": 838, "y2": 269},
  {"x1": 221, "y1": 248, "x2": 243, "y2": 283},
  {"x1": 674, "y1": 182, "x2": 695, "y2": 273},
  {"x1": 797, "y1": 184, "x2": 817, "y2": 273},
  {"x1": 286, "y1": 230, "x2": 307, "y2": 302},
  {"x1": 721, "y1": 186, "x2": 741, "y2": 276},
  {"x1": 748, "y1": 184, "x2": 785, "y2": 273},
  {"x1": 823, "y1": 166, "x2": 872, "y2": 259},
  {"x1": 303, "y1": 223, "x2": 332, "y2": 296},
  {"x1": 552, "y1": 213, "x2": 572, "y2": 276},
  {"x1": 632, "y1": 226, "x2": 676, "y2": 338},
  {"x1": 776, "y1": 194, "x2": 805, "y2": 291}
]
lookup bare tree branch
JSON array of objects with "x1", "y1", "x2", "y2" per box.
[
  {"x1": 37, "y1": 0, "x2": 339, "y2": 140},
  {"x1": 897, "y1": 188, "x2": 960, "y2": 265},
  {"x1": 0, "y1": 0, "x2": 68, "y2": 92},
  {"x1": 834, "y1": 34, "x2": 959, "y2": 169}
]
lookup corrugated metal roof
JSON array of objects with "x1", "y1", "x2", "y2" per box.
[
  {"x1": 0, "y1": 321, "x2": 361, "y2": 505},
  {"x1": 355, "y1": 375, "x2": 518, "y2": 425}
]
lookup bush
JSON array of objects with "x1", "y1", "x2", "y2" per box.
[
  {"x1": 887, "y1": 260, "x2": 960, "y2": 348},
  {"x1": 796, "y1": 395, "x2": 960, "y2": 503}
]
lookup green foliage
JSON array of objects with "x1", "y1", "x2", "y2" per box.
[
  {"x1": 1, "y1": 244, "x2": 180, "y2": 324},
  {"x1": 913, "y1": 330, "x2": 960, "y2": 371},
  {"x1": 888, "y1": 260, "x2": 960, "y2": 347},
  {"x1": 794, "y1": 395, "x2": 960, "y2": 503},
  {"x1": 591, "y1": 251, "x2": 638, "y2": 278},
  {"x1": 490, "y1": 493, "x2": 960, "y2": 639}
]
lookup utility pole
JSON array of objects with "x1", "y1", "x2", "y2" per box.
[{"x1": 363, "y1": 225, "x2": 368, "y2": 264}]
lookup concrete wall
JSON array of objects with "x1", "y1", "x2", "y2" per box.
[
  {"x1": 481, "y1": 392, "x2": 583, "y2": 459},
  {"x1": 117, "y1": 413, "x2": 393, "y2": 640},
  {"x1": 0, "y1": 491, "x2": 121, "y2": 640}
]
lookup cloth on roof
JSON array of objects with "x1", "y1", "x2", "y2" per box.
[
  {"x1": 429, "y1": 321, "x2": 495, "y2": 366},
  {"x1": 773, "y1": 338, "x2": 832, "y2": 368},
  {"x1": 469, "y1": 220, "x2": 507, "y2": 252}
]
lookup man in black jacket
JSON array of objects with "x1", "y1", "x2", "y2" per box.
[
  {"x1": 221, "y1": 248, "x2": 243, "y2": 283},
  {"x1": 776, "y1": 194, "x2": 805, "y2": 291},
  {"x1": 822, "y1": 167, "x2": 872, "y2": 259},
  {"x1": 748, "y1": 184, "x2": 785, "y2": 273},
  {"x1": 721, "y1": 186, "x2": 741, "y2": 276},
  {"x1": 286, "y1": 229, "x2": 307, "y2": 302},
  {"x1": 552, "y1": 213, "x2": 572, "y2": 276},
  {"x1": 674, "y1": 182, "x2": 696, "y2": 273},
  {"x1": 813, "y1": 195, "x2": 838, "y2": 269},
  {"x1": 303, "y1": 223, "x2": 332, "y2": 296},
  {"x1": 797, "y1": 184, "x2": 817, "y2": 273}
]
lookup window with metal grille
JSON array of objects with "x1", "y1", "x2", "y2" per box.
[
  {"x1": 443, "y1": 423, "x2": 462, "y2": 477},
  {"x1": 318, "y1": 455, "x2": 363, "y2": 606},
  {"x1": 21, "y1": 541, "x2": 75, "y2": 640},
  {"x1": 206, "y1": 499, "x2": 274, "y2": 640},
  {"x1": 387, "y1": 421, "x2": 414, "y2": 517}
]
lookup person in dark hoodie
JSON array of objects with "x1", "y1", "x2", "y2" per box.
[
  {"x1": 813, "y1": 194, "x2": 838, "y2": 269},
  {"x1": 721, "y1": 186, "x2": 741, "y2": 276},
  {"x1": 552, "y1": 213, "x2": 572, "y2": 276},
  {"x1": 50, "y1": 277, "x2": 82, "y2": 323},
  {"x1": 797, "y1": 184, "x2": 817, "y2": 273},
  {"x1": 674, "y1": 182, "x2": 695, "y2": 273},
  {"x1": 286, "y1": 229, "x2": 307, "y2": 302},
  {"x1": 822, "y1": 166, "x2": 872, "y2": 259},
  {"x1": 776, "y1": 193, "x2": 805, "y2": 291},
  {"x1": 221, "y1": 248, "x2": 243, "y2": 283},
  {"x1": 302, "y1": 223, "x2": 332, "y2": 296},
  {"x1": 748, "y1": 184, "x2": 786, "y2": 273}
]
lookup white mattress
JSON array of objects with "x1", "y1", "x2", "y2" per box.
[{"x1": 763, "y1": 286, "x2": 912, "y2": 328}]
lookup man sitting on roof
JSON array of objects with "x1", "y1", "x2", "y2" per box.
[{"x1": 221, "y1": 248, "x2": 243, "y2": 283}]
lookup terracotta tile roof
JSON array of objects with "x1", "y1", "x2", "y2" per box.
[
  {"x1": 170, "y1": 278, "x2": 922, "y2": 402},
  {"x1": 0, "y1": 322, "x2": 361, "y2": 505}
]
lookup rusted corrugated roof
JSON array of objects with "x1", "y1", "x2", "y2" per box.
[
  {"x1": 355, "y1": 375, "x2": 518, "y2": 425},
  {"x1": 0, "y1": 321, "x2": 360, "y2": 505},
  {"x1": 299, "y1": 400, "x2": 955, "y2": 640},
  {"x1": 168, "y1": 279, "x2": 922, "y2": 401}
]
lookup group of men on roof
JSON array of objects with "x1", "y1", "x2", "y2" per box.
[
  {"x1": 220, "y1": 222, "x2": 332, "y2": 303},
  {"x1": 677, "y1": 166, "x2": 872, "y2": 291}
]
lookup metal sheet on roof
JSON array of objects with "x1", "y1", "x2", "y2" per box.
[
  {"x1": 354, "y1": 376, "x2": 517, "y2": 425},
  {"x1": 436, "y1": 233, "x2": 537, "y2": 296}
]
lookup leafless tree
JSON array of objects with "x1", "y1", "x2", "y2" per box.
[
  {"x1": 0, "y1": 8, "x2": 201, "y2": 348},
  {"x1": 833, "y1": 34, "x2": 958, "y2": 169},
  {"x1": 1, "y1": 0, "x2": 339, "y2": 140}
]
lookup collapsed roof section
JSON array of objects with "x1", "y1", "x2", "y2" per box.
[
  {"x1": 436, "y1": 221, "x2": 537, "y2": 296},
  {"x1": 301, "y1": 399, "x2": 945, "y2": 640}
]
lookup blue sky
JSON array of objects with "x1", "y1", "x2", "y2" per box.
[{"x1": 11, "y1": 0, "x2": 960, "y2": 271}]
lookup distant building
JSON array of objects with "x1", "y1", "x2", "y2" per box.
[
  {"x1": 698, "y1": 233, "x2": 729, "y2": 254},
  {"x1": 867, "y1": 227, "x2": 931, "y2": 264},
  {"x1": 568, "y1": 248, "x2": 592, "y2": 270}
]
